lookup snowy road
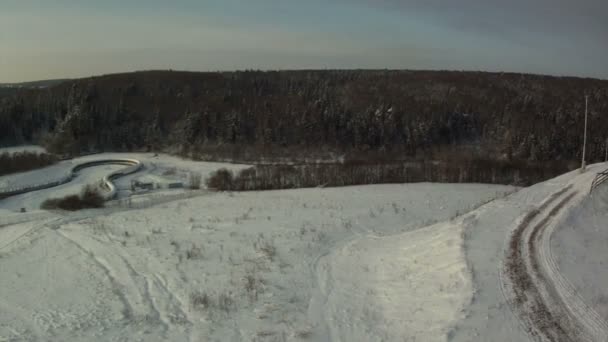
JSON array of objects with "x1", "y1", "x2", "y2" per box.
[{"x1": 503, "y1": 169, "x2": 608, "y2": 342}]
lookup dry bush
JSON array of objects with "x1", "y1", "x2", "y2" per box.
[
  {"x1": 41, "y1": 185, "x2": 105, "y2": 211},
  {"x1": 190, "y1": 290, "x2": 235, "y2": 313},
  {"x1": 259, "y1": 244, "x2": 276, "y2": 261},
  {"x1": 244, "y1": 272, "x2": 264, "y2": 302},
  {"x1": 294, "y1": 329, "x2": 313, "y2": 339},
  {"x1": 217, "y1": 292, "x2": 234, "y2": 313},
  {"x1": 205, "y1": 168, "x2": 234, "y2": 190},
  {"x1": 185, "y1": 244, "x2": 203, "y2": 260},
  {"x1": 190, "y1": 291, "x2": 210, "y2": 311},
  {"x1": 188, "y1": 171, "x2": 202, "y2": 189}
]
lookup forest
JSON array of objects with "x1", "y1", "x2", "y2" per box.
[{"x1": 0, "y1": 70, "x2": 606, "y2": 183}]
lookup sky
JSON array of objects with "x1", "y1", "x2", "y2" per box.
[{"x1": 1, "y1": 0, "x2": 607, "y2": 82}]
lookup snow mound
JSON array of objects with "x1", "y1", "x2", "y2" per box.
[{"x1": 310, "y1": 220, "x2": 472, "y2": 342}]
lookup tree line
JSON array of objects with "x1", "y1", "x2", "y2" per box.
[
  {"x1": 0, "y1": 70, "x2": 606, "y2": 183},
  {"x1": 0, "y1": 151, "x2": 58, "y2": 177}
]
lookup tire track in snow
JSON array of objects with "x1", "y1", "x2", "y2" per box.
[
  {"x1": 150, "y1": 273, "x2": 192, "y2": 327},
  {"x1": 53, "y1": 229, "x2": 136, "y2": 323},
  {"x1": 540, "y1": 208, "x2": 608, "y2": 341},
  {"x1": 503, "y1": 186, "x2": 572, "y2": 341},
  {"x1": 55, "y1": 226, "x2": 194, "y2": 338},
  {"x1": 0, "y1": 218, "x2": 61, "y2": 252},
  {"x1": 114, "y1": 253, "x2": 169, "y2": 332},
  {"x1": 504, "y1": 179, "x2": 608, "y2": 342}
]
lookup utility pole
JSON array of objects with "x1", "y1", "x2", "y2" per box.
[
  {"x1": 605, "y1": 138, "x2": 608, "y2": 163},
  {"x1": 581, "y1": 95, "x2": 589, "y2": 172}
]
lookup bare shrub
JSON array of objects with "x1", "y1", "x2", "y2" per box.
[
  {"x1": 190, "y1": 291, "x2": 210, "y2": 311},
  {"x1": 206, "y1": 168, "x2": 234, "y2": 190},
  {"x1": 217, "y1": 292, "x2": 234, "y2": 313},
  {"x1": 190, "y1": 290, "x2": 235, "y2": 314},
  {"x1": 188, "y1": 171, "x2": 202, "y2": 189},
  {"x1": 257, "y1": 331, "x2": 277, "y2": 337},
  {"x1": 244, "y1": 272, "x2": 264, "y2": 301},
  {"x1": 256, "y1": 240, "x2": 276, "y2": 261},
  {"x1": 294, "y1": 328, "x2": 313, "y2": 339},
  {"x1": 81, "y1": 185, "x2": 105, "y2": 206},
  {"x1": 41, "y1": 185, "x2": 104, "y2": 211},
  {"x1": 185, "y1": 244, "x2": 203, "y2": 260}
]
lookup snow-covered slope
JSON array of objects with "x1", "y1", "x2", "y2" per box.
[
  {"x1": 452, "y1": 163, "x2": 608, "y2": 342},
  {"x1": 0, "y1": 177, "x2": 514, "y2": 341},
  {"x1": 552, "y1": 183, "x2": 608, "y2": 322},
  {"x1": 1, "y1": 154, "x2": 607, "y2": 342}
]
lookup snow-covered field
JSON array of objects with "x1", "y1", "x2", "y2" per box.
[
  {"x1": 1, "y1": 150, "x2": 607, "y2": 341},
  {"x1": 552, "y1": 184, "x2": 608, "y2": 321}
]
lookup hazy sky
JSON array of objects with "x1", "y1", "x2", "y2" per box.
[{"x1": 2, "y1": 0, "x2": 607, "y2": 82}]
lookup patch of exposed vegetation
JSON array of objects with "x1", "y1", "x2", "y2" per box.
[{"x1": 40, "y1": 185, "x2": 105, "y2": 211}]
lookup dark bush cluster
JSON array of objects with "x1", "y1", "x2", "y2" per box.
[
  {"x1": 205, "y1": 168, "x2": 235, "y2": 190},
  {"x1": 206, "y1": 158, "x2": 573, "y2": 191},
  {"x1": 0, "y1": 151, "x2": 58, "y2": 176},
  {"x1": 41, "y1": 185, "x2": 105, "y2": 211}
]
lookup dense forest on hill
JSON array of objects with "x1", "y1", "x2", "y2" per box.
[
  {"x1": 0, "y1": 87, "x2": 19, "y2": 99},
  {"x1": 1, "y1": 70, "x2": 607, "y2": 172}
]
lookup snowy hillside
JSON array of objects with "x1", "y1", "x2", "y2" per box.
[{"x1": 0, "y1": 152, "x2": 607, "y2": 341}]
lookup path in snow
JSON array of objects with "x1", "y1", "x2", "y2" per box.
[
  {"x1": 448, "y1": 164, "x2": 608, "y2": 342},
  {"x1": 502, "y1": 168, "x2": 608, "y2": 342}
]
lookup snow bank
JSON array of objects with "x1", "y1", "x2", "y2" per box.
[
  {"x1": 310, "y1": 221, "x2": 472, "y2": 341},
  {"x1": 552, "y1": 183, "x2": 608, "y2": 320}
]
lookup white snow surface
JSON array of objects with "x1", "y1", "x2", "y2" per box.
[
  {"x1": 0, "y1": 154, "x2": 515, "y2": 341},
  {"x1": 552, "y1": 183, "x2": 608, "y2": 321},
  {"x1": 2, "y1": 152, "x2": 608, "y2": 342}
]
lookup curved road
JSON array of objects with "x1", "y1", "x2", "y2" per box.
[
  {"x1": 0, "y1": 158, "x2": 142, "y2": 201},
  {"x1": 503, "y1": 173, "x2": 608, "y2": 342}
]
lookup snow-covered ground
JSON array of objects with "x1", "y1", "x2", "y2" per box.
[
  {"x1": 452, "y1": 163, "x2": 608, "y2": 342},
  {"x1": 1, "y1": 151, "x2": 607, "y2": 342},
  {"x1": 552, "y1": 184, "x2": 608, "y2": 321}
]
